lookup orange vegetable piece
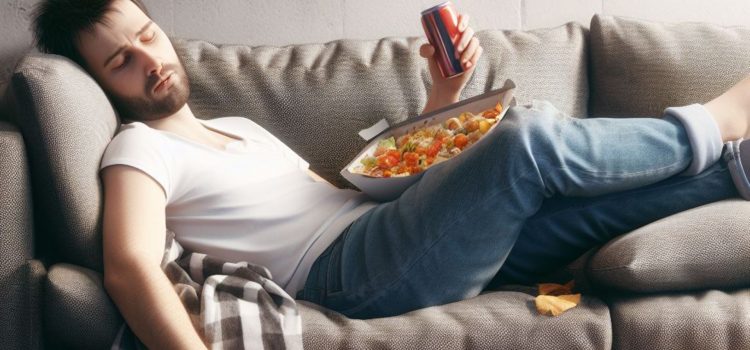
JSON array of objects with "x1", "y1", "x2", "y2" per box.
[
  {"x1": 482, "y1": 110, "x2": 499, "y2": 119},
  {"x1": 454, "y1": 134, "x2": 469, "y2": 149},
  {"x1": 426, "y1": 139, "x2": 442, "y2": 157},
  {"x1": 403, "y1": 152, "x2": 419, "y2": 166}
]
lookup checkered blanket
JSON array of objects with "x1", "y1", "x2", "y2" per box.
[{"x1": 111, "y1": 230, "x2": 304, "y2": 349}]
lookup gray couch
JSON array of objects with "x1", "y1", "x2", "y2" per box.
[{"x1": 3, "y1": 14, "x2": 750, "y2": 349}]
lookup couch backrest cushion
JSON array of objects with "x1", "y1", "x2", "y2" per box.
[
  {"x1": 176, "y1": 23, "x2": 588, "y2": 187},
  {"x1": 8, "y1": 54, "x2": 119, "y2": 271},
  {"x1": 587, "y1": 199, "x2": 750, "y2": 293},
  {"x1": 589, "y1": 14, "x2": 750, "y2": 117}
]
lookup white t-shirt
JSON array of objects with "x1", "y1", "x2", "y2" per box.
[{"x1": 99, "y1": 117, "x2": 377, "y2": 296}]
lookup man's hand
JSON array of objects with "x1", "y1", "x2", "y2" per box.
[{"x1": 421, "y1": 14, "x2": 483, "y2": 114}]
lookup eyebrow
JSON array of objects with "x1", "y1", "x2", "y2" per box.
[{"x1": 103, "y1": 21, "x2": 154, "y2": 68}]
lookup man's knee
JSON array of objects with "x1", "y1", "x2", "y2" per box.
[{"x1": 498, "y1": 100, "x2": 565, "y2": 146}]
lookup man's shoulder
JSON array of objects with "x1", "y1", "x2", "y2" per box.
[
  {"x1": 104, "y1": 122, "x2": 163, "y2": 157},
  {"x1": 114, "y1": 121, "x2": 156, "y2": 137}
]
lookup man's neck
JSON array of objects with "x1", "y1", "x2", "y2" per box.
[
  {"x1": 139, "y1": 104, "x2": 237, "y2": 145},
  {"x1": 142, "y1": 103, "x2": 197, "y2": 131}
]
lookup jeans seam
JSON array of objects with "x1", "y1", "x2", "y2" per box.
[
  {"x1": 563, "y1": 162, "x2": 688, "y2": 178},
  {"x1": 534, "y1": 152, "x2": 690, "y2": 179},
  {"x1": 530, "y1": 164, "x2": 730, "y2": 223}
]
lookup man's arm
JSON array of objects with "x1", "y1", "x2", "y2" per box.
[
  {"x1": 420, "y1": 13, "x2": 483, "y2": 115},
  {"x1": 101, "y1": 165, "x2": 207, "y2": 350},
  {"x1": 422, "y1": 88, "x2": 462, "y2": 115}
]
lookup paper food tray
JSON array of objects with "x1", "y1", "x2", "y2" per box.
[{"x1": 341, "y1": 79, "x2": 517, "y2": 201}]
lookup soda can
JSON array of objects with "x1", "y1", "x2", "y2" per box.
[{"x1": 421, "y1": 1, "x2": 464, "y2": 78}]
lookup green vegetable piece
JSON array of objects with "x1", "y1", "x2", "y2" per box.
[{"x1": 378, "y1": 136, "x2": 397, "y2": 150}]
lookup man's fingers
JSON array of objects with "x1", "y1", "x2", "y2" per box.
[
  {"x1": 457, "y1": 14, "x2": 470, "y2": 32},
  {"x1": 420, "y1": 43, "x2": 435, "y2": 58},
  {"x1": 455, "y1": 27, "x2": 475, "y2": 58},
  {"x1": 460, "y1": 37, "x2": 479, "y2": 64},
  {"x1": 466, "y1": 45, "x2": 483, "y2": 69}
]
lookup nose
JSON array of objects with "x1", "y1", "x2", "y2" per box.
[{"x1": 133, "y1": 45, "x2": 163, "y2": 77}]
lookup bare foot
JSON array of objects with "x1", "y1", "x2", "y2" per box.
[{"x1": 704, "y1": 75, "x2": 750, "y2": 142}]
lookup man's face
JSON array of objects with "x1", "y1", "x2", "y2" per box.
[{"x1": 76, "y1": 0, "x2": 189, "y2": 122}]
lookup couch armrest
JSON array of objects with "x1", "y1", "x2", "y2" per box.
[
  {"x1": 0, "y1": 121, "x2": 37, "y2": 350},
  {"x1": 588, "y1": 199, "x2": 750, "y2": 293},
  {"x1": 44, "y1": 263, "x2": 123, "y2": 349}
]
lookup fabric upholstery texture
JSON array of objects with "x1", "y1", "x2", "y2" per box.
[
  {"x1": 608, "y1": 288, "x2": 750, "y2": 350},
  {"x1": 44, "y1": 264, "x2": 123, "y2": 349},
  {"x1": 42, "y1": 264, "x2": 614, "y2": 350},
  {"x1": 0, "y1": 122, "x2": 36, "y2": 350},
  {"x1": 175, "y1": 23, "x2": 588, "y2": 188},
  {"x1": 587, "y1": 199, "x2": 750, "y2": 293},
  {"x1": 299, "y1": 292, "x2": 611, "y2": 350},
  {"x1": 589, "y1": 14, "x2": 750, "y2": 117},
  {"x1": 8, "y1": 54, "x2": 120, "y2": 272},
  {"x1": 25, "y1": 259, "x2": 45, "y2": 350}
]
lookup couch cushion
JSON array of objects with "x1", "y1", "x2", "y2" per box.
[
  {"x1": 44, "y1": 264, "x2": 123, "y2": 349},
  {"x1": 589, "y1": 14, "x2": 750, "y2": 117},
  {"x1": 175, "y1": 22, "x2": 588, "y2": 188},
  {"x1": 8, "y1": 54, "x2": 119, "y2": 271},
  {"x1": 46, "y1": 263, "x2": 612, "y2": 350},
  {"x1": 588, "y1": 199, "x2": 750, "y2": 293},
  {"x1": 300, "y1": 290, "x2": 611, "y2": 350},
  {"x1": 607, "y1": 289, "x2": 750, "y2": 350}
]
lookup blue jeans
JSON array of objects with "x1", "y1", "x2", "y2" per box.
[{"x1": 296, "y1": 101, "x2": 738, "y2": 319}]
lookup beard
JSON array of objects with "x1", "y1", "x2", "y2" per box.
[{"x1": 110, "y1": 58, "x2": 191, "y2": 123}]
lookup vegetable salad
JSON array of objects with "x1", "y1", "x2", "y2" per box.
[{"x1": 353, "y1": 101, "x2": 504, "y2": 178}]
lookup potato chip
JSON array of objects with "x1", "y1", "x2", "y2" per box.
[
  {"x1": 557, "y1": 294, "x2": 581, "y2": 304},
  {"x1": 535, "y1": 280, "x2": 580, "y2": 317},
  {"x1": 535, "y1": 294, "x2": 581, "y2": 316}
]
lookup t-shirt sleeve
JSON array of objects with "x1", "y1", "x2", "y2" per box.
[
  {"x1": 99, "y1": 127, "x2": 171, "y2": 200},
  {"x1": 243, "y1": 118, "x2": 310, "y2": 171}
]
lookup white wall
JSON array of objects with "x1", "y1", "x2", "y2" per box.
[{"x1": 2, "y1": 0, "x2": 750, "y2": 103}]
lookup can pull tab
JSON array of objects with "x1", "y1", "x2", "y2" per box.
[{"x1": 358, "y1": 118, "x2": 390, "y2": 141}]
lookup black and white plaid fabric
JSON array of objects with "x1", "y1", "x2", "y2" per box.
[{"x1": 111, "y1": 230, "x2": 303, "y2": 349}]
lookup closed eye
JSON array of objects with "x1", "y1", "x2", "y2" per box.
[
  {"x1": 142, "y1": 31, "x2": 156, "y2": 43},
  {"x1": 114, "y1": 55, "x2": 131, "y2": 70}
]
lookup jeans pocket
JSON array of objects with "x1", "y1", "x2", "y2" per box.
[
  {"x1": 325, "y1": 242, "x2": 344, "y2": 295},
  {"x1": 325, "y1": 223, "x2": 355, "y2": 297}
]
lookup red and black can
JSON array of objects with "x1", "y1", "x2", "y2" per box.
[{"x1": 421, "y1": 1, "x2": 464, "y2": 78}]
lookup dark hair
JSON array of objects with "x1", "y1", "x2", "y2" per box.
[{"x1": 32, "y1": 0, "x2": 150, "y2": 67}]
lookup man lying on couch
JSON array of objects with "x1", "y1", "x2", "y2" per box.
[{"x1": 32, "y1": 0, "x2": 750, "y2": 348}]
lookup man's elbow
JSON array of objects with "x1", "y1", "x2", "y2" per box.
[
  {"x1": 103, "y1": 259, "x2": 158, "y2": 295},
  {"x1": 103, "y1": 265, "x2": 130, "y2": 296}
]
